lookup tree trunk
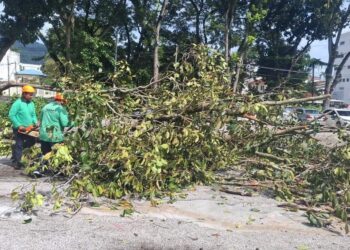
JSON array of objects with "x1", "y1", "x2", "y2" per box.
[
  {"x1": 224, "y1": 1, "x2": 236, "y2": 64},
  {"x1": 153, "y1": 0, "x2": 169, "y2": 83},
  {"x1": 224, "y1": 0, "x2": 237, "y2": 87},
  {"x1": 124, "y1": 23, "x2": 132, "y2": 61},
  {"x1": 195, "y1": 12, "x2": 201, "y2": 43},
  {"x1": 233, "y1": 54, "x2": 244, "y2": 93},
  {"x1": 189, "y1": 0, "x2": 203, "y2": 44},
  {"x1": 203, "y1": 14, "x2": 208, "y2": 44},
  {"x1": 62, "y1": 0, "x2": 76, "y2": 63},
  {"x1": 324, "y1": 36, "x2": 337, "y2": 109},
  {"x1": 0, "y1": 37, "x2": 16, "y2": 62}
]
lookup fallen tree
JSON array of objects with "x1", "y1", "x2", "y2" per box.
[{"x1": 1, "y1": 45, "x2": 349, "y2": 231}]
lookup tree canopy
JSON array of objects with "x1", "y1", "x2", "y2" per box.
[{"x1": 1, "y1": 0, "x2": 348, "y2": 91}]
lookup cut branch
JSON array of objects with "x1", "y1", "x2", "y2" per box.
[
  {"x1": 262, "y1": 95, "x2": 331, "y2": 106},
  {"x1": 0, "y1": 83, "x2": 54, "y2": 93},
  {"x1": 275, "y1": 126, "x2": 308, "y2": 136}
]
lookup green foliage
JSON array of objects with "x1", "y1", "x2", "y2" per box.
[
  {"x1": 11, "y1": 185, "x2": 44, "y2": 213},
  {"x1": 51, "y1": 45, "x2": 235, "y2": 199},
  {"x1": 0, "y1": 100, "x2": 12, "y2": 156},
  {"x1": 0, "y1": 0, "x2": 47, "y2": 53}
]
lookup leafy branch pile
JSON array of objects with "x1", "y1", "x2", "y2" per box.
[{"x1": 1, "y1": 45, "x2": 350, "y2": 230}]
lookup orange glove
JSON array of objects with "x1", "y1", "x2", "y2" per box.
[
  {"x1": 25, "y1": 125, "x2": 34, "y2": 132},
  {"x1": 18, "y1": 125, "x2": 34, "y2": 133}
]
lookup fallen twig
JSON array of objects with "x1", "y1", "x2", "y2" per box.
[
  {"x1": 219, "y1": 187, "x2": 254, "y2": 196},
  {"x1": 255, "y1": 151, "x2": 288, "y2": 163},
  {"x1": 278, "y1": 202, "x2": 333, "y2": 214}
]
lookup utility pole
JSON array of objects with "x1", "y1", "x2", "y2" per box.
[
  {"x1": 312, "y1": 62, "x2": 315, "y2": 97},
  {"x1": 114, "y1": 30, "x2": 119, "y2": 73},
  {"x1": 7, "y1": 56, "x2": 10, "y2": 84},
  {"x1": 175, "y1": 44, "x2": 179, "y2": 64},
  {"x1": 15, "y1": 62, "x2": 17, "y2": 84}
]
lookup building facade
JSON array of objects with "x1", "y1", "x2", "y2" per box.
[
  {"x1": 0, "y1": 50, "x2": 20, "y2": 82},
  {"x1": 333, "y1": 32, "x2": 350, "y2": 104}
]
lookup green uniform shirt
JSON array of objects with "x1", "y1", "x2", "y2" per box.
[
  {"x1": 8, "y1": 98, "x2": 38, "y2": 129},
  {"x1": 39, "y1": 102, "x2": 70, "y2": 143}
]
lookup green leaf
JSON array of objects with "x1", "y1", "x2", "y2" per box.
[
  {"x1": 23, "y1": 218, "x2": 32, "y2": 224},
  {"x1": 120, "y1": 208, "x2": 134, "y2": 217}
]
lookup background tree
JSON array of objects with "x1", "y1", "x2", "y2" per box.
[
  {"x1": 0, "y1": 0, "x2": 47, "y2": 61},
  {"x1": 256, "y1": 0, "x2": 329, "y2": 89},
  {"x1": 153, "y1": 0, "x2": 170, "y2": 82}
]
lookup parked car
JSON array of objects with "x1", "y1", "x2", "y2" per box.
[
  {"x1": 322, "y1": 109, "x2": 350, "y2": 128},
  {"x1": 295, "y1": 108, "x2": 321, "y2": 122}
]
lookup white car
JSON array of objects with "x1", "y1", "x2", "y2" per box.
[{"x1": 322, "y1": 109, "x2": 350, "y2": 128}]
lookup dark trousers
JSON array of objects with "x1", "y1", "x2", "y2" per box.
[
  {"x1": 12, "y1": 128, "x2": 36, "y2": 164},
  {"x1": 41, "y1": 141, "x2": 57, "y2": 155}
]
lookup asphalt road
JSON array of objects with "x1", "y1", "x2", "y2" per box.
[{"x1": 1, "y1": 157, "x2": 350, "y2": 250}]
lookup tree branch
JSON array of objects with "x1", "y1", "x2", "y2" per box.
[
  {"x1": 0, "y1": 83, "x2": 54, "y2": 93},
  {"x1": 261, "y1": 95, "x2": 331, "y2": 106}
]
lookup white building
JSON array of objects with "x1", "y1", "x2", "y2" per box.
[
  {"x1": 333, "y1": 32, "x2": 350, "y2": 103},
  {"x1": 0, "y1": 47, "x2": 55, "y2": 98},
  {"x1": 0, "y1": 49, "x2": 20, "y2": 82},
  {"x1": 20, "y1": 63, "x2": 42, "y2": 71}
]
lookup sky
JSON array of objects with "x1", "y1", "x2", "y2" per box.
[{"x1": 310, "y1": 40, "x2": 328, "y2": 63}]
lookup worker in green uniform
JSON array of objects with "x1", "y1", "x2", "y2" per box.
[
  {"x1": 8, "y1": 85, "x2": 38, "y2": 169},
  {"x1": 39, "y1": 93, "x2": 72, "y2": 155}
]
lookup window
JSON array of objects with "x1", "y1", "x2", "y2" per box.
[
  {"x1": 348, "y1": 65, "x2": 350, "y2": 69},
  {"x1": 340, "y1": 41, "x2": 345, "y2": 45},
  {"x1": 347, "y1": 79, "x2": 349, "y2": 82},
  {"x1": 337, "y1": 110, "x2": 350, "y2": 116},
  {"x1": 340, "y1": 87, "x2": 345, "y2": 90},
  {"x1": 343, "y1": 78, "x2": 346, "y2": 82},
  {"x1": 336, "y1": 54, "x2": 345, "y2": 58}
]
